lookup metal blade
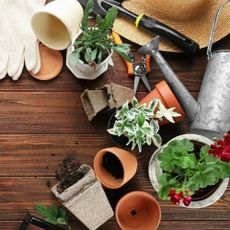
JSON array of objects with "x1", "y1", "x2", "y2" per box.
[
  {"x1": 134, "y1": 76, "x2": 141, "y2": 95},
  {"x1": 141, "y1": 75, "x2": 151, "y2": 92}
]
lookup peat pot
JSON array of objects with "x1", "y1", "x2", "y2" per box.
[
  {"x1": 52, "y1": 164, "x2": 114, "y2": 230},
  {"x1": 66, "y1": 31, "x2": 113, "y2": 80}
]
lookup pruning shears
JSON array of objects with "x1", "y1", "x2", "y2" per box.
[{"x1": 112, "y1": 31, "x2": 152, "y2": 95}]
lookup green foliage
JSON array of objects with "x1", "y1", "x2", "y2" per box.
[
  {"x1": 107, "y1": 97, "x2": 180, "y2": 152},
  {"x1": 70, "y1": 0, "x2": 130, "y2": 66},
  {"x1": 34, "y1": 204, "x2": 70, "y2": 228},
  {"x1": 157, "y1": 139, "x2": 230, "y2": 200}
]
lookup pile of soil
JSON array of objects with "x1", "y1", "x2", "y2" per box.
[
  {"x1": 55, "y1": 154, "x2": 89, "y2": 194},
  {"x1": 57, "y1": 165, "x2": 90, "y2": 194},
  {"x1": 102, "y1": 152, "x2": 124, "y2": 179},
  {"x1": 55, "y1": 154, "x2": 80, "y2": 181}
]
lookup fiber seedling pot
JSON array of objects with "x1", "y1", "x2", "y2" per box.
[
  {"x1": 148, "y1": 134, "x2": 229, "y2": 208},
  {"x1": 66, "y1": 32, "x2": 113, "y2": 80},
  {"x1": 94, "y1": 147, "x2": 137, "y2": 189},
  {"x1": 139, "y1": 80, "x2": 185, "y2": 124},
  {"x1": 116, "y1": 191, "x2": 161, "y2": 230},
  {"x1": 51, "y1": 164, "x2": 114, "y2": 230}
]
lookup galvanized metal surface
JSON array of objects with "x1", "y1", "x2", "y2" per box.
[
  {"x1": 139, "y1": 0, "x2": 230, "y2": 139},
  {"x1": 191, "y1": 51, "x2": 230, "y2": 138}
]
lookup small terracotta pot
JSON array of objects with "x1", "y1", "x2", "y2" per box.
[
  {"x1": 139, "y1": 80, "x2": 185, "y2": 124},
  {"x1": 94, "y1": 147, "x2": 137, "y2": 189},
  {"x1": 116, "y1": 191, "x2": 161, "y2": 230}
]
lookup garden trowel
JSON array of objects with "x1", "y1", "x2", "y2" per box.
[{"x1": 77, "y1": 0, "x2": 199, "y2": 53}]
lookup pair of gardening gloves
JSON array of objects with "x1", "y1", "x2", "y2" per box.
[{"x1": 0, "y1": 0, "x2": 45, "y2": 80}]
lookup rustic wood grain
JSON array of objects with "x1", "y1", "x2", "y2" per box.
[
  {"x1": 0, "y1": 92, "x2": 196, "y2": 134},
  {"x1": 0, "y1": 31, "x2": 229, "y2": 230},
  {"x1": 2, "y1": 220, "x2": 230, "y2": 230}
]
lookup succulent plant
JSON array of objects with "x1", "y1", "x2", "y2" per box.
[{"x1": 107, "y1": 97, "x2": 180, "y2": 152}]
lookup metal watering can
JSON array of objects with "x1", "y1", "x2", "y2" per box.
[{"x1": 138, "y1": 0, "x2": 230, "y2": 139}]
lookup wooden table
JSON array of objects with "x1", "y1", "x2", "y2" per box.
[{"x1": 0, "y1": 35, "x2": 229, "y2": 230}]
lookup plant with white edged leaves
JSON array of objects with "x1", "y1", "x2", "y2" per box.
[{"x1": 107, "y1": 97, "x2": 181, "y2": 152}]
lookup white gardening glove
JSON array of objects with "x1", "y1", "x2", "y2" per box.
[
  {"x1": 0, "y1": 4, "x2": 12, "y2": 80},
  {"x1": 0, "y1": 0, "x2": 45, "y2": 80}
]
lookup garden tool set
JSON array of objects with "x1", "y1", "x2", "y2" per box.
[
  {"x1": 138, "y1": 0, "x2": 230, "y2": 139},
  {"x1": 20, "y1": 213, "x2": 66, "y2": 230},
  {"x1": 78, "y1": 0, "x2": 199, "y2": 53},
  {"x1": 112, "y1": 31, "x2": 152, "y2": 95}
]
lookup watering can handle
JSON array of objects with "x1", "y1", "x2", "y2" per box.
[{"x1": 207, "y1": 0, "x2": 230, "y2": 59}]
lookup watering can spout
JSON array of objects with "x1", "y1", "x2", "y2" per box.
[{"x1": 138, "y1": 36, "x2": 199, "y2": 122}]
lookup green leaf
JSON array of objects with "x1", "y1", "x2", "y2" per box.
[
  {"x1": 82, "y1": 0, "x2": 94, "y2": 30},
  {"x1": 34, "y1": 204, "x2": 49, "y2": 217},
  {"x1": 45, "y1": 217, "x2": 59, "y2": 225},
  {"x1": 149, "y1": 99, "x2": 158, "y2": 111},
  {"x1": 57, "y1": 217, "x2": 68, "y2": 225},
  {"x1": 49, "y1": 204, "x2": 59, "y2": 217},
  {"x1": 131, "y1": 97, "x2": 138, "y2": 107},
  {"x1": 152, "y1": 133, "x2": 162, "y2": 148},
  {"x1": 137, "y1": 112, "x2": 145, "y2": 127},
  {"x1": 200, "y1": 145, "x2": 210, "y2": 159},
  {"x1": 97, "y1": 49, "x2": 103, "y2": 64},
  {"x1": 70, "y1": 51, "x2": 80, "y2": 65},
  {"x1": 101, "y1": 7, "x2": 118, "y2": 33},
  {"x1": 180, "y1": 154, "x2": 196, "y2": 169},
  {"x1": 91, "y1": 48, "x2": 98, "y2": 61},
  {"x1": 59, "y1": 207, "x2": 67, "y2": 220},
  {"x1": 34, "y1": 204, "x2": 69, "y2": 227}
]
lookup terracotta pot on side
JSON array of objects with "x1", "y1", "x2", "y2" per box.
[
  {"x1": 94, "y1": 147, "x2": 137, "y2": 189},
  {"x1": 139, "y1": 80, "x2": 185, "y2": 124},
  {"x1": 116, "y1": 191, "x2": 161, "y2": 230}
]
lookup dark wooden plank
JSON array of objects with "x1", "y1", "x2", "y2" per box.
[
  {"x1": 0, "y1": 130, "x2": 191, "y2": 177},
  {"x1": 0, "y1": 53, "x2": 204, "y2": 92},
  {"x1": 0, "y1": 178, "x2": 229, "y2": 222},
  {"x1": 0, "y1": 220, "x2": 117, "y2": 230},
  {"x1": 0, "y1": 92, "x2": 194, "y2": 134},
  {"x1": 3, "y1": 220, "x2": 230, "y2": 230}
]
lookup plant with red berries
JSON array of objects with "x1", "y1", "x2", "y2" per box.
[{"x1": 157, "y1": 132, "x2": 230, "y2": 206}]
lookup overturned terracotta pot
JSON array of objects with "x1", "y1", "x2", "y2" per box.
[
  {"x1": 51, "y1": 164, "x2": 114, "y2": 230},
  {"x1": 139, "y1": 80, "x2": 185, "y2": 124},
  {"x1": 116, "y1": 191, "x2": 161, "y2": 230},
  {"x1": 94, "y1": 147, "x2": 137, "y2": 189}
]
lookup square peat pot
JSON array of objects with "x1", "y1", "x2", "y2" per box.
[{"x1": 51, "y1": 164, "x2": 114, "y2": 230}]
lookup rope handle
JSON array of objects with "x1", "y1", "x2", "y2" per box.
[{"x1": 207, "y1": 0, "x2": 230, "y2": 59}]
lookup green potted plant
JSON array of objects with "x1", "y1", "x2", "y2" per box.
[
  {"x1": 107, "y1": 97, "x2": 181, "y2": 152},
  {"x1": 148, "y1": 133, "x2": 230, "y2": 208},
  {"x1": 66, "y1": 0, "x2": 130, "y2": 80}
]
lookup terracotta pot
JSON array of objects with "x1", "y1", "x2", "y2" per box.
[
  {"x1": 139, "y1": 80, "x2": 185, "y2": 124},
  {"x1": 94, "y1": 147, "x2": 137, "y2": 189},
  {"x1": 116, "y1": 191, "x2": 161, "y2": 230},
  {"x1": 148, "y1": 134, "x2": 229, "y2": 208}
]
